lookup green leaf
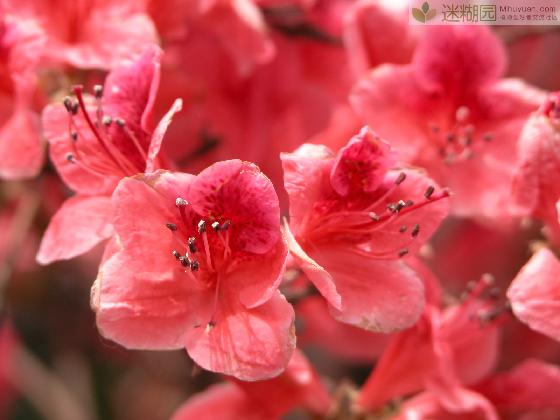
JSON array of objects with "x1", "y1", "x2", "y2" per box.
[
  {"x1": 426, "y1": 8, "x2": 437, "y2": 20},
  {"x1": 422, "y1": 1, "x2": 430, "y2": 13},
  {"x1": 412, "y1": 8, "x2": 426, "y2": 22}
]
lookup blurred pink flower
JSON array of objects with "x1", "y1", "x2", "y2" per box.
[
  {"x1": 507, "y1": 247, "x2": 560, "y2": 343},
  {"x1": 171, "y1": 349, "x2": 330, "y2": 419},
  {"x1": 1, "y1": 0, "x2": 157, "y2": 69},
  {"x1": 359, "y1": 276, "x2": 502, "y2": 414},
  {"x1": 351, "y1": 26, "x2": 545, "y2": 220},
  {"x1": 0, "y1": 16, "x2": 45, "y2": 179},
  {"x1": 37, "y1": 47, "x2": 182, "y2": 264},
  {"x1": 92, "y1": 161, "x2": 294, "y2": 380},
  {"x1": 511, "y1": 92, "x2": 560, "y2": 244},
  {"x1": 281, "y1": 127, "x2": 449, "y2": 332}
]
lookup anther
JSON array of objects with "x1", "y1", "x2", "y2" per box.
[
  {"x1": 398, "y1": 248, "x2": 409, "y2": 258},
  {"x1": 166, "y1": 223, "x2": 177, "y2": 231},
  {"x1": 211, "y1": 221, "x2": 220, "y2": 231},
  {"x1": 179, "y1": 256, "x2": 190, "y2": 267},
  {"x1": 71, "y1": 132, "x2": 78, "y2": 141},
  {"x1": 205, "y1": 321, "x2": 215, "y2": 333},
  {"x1": 115, "y1": 118, "x2": 125, "y2": 127},
  {"x1": 198, "y1": 220, "x2": 207, "y2": 233},
  {"x1": 176, "y1": 197, "x2": 188, "y2": 207},
  {"x1": 93, "y1": 85, "x2": 103, "y2": 98},
  {"x1": 221, "y1": 220, "x2": 231, "y2": 230},
  {"x1": 188, "y1": 237, "x2": 197, "y2": 253},
  {"x1": 102, "y1": 115, "x2": 112, "y2": 126},
  {"x1": 399, "y1": 225, "x2": 407, "y2": 233},
  {"x1": 424, "y1": 186, "x2": 435, "y2": 199},
  {"x1": 395, "y1": 172, "x2": 406, "y2": 185},
  {"x1": 369, "y1": 212, "x2": 380, "y2": 221},
  {"x1": 190, "y1": 260, "x2": 199, "y2": 271},
  {"x1": 405, "y1": 199, "x2": 414, "y2": 207},
  {"x1": 66, "y1": 153, "x2": 75, "y2": 163},
  {"x1": 63, "y1": 97, "x2": 78, "y2": 114},
  {"x1": 411, "y1": 224, "x2": 420, "y2": 237},
  {"x1": 172, "y1": 250, "x2": 181, "y2": 259}
]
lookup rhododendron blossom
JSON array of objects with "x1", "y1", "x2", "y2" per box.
[
  {"x1": 1, "y1": 0, "x2": 158, "y2": 69},
  {"x1": 507, "y1": 247, "x2": 560, "y2": 343},
  {"x1": 282, "y1": 127, "x2": 449, "y2": 332},
  {"x1": 0, "y1": 15, "x2": 44, "y2": 180},
  {"x1": 511, "y1": 92, "x2": 560, "y2": 243},
  {"x1": 171, "y1": 350, "x2": 330, "y2": 419},
  {"x1": 36, "y1": 47, "x2": 182, "y2": 264},
  {"x1": 351, "y1": 26, "x2": 545, "y2": 219},
  {"x1": 92, "y1": 161, "x2": 294, "y2": 380}
]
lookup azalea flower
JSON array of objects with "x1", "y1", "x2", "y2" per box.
[
  {"x1": 36, "y1": 47, "x2": 182, "y2": 264},
  {"x1": 507, "y1": 247, "x2": 560, "y2": 343},
  {"x1": 1, "y1": 0, "x2": 157, "y2": 69},
  {"x1": 359, "y1": 275, "x2": 505, "y2": 417},
  {"x1": 91, "y1": 161, "x2": 295, "y2": 380},
  {"x1": 0, "y1": 15, "x2": 45, "y2": 179},
  {"x1": 281, "y1": 127, "x2": 449, "y2": 332},
  {"x1": 351, "y1": 26, "x2": 545, "y2": 219},
  {"x1": 171, "y1": 349, "x2": 330, "y2": 419},
  {"x1": 394, "y1": 358, "x2": 560, "y2": 419},
  {"x1": 511, "y1": 92, "x2": 560, "y2": 244}
]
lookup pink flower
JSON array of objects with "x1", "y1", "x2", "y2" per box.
[
  {"x1": 0, "y1": 16, "x2": 45, "y2": 179},
  {"x1": 359, "y1": 276, "x2": 503, "y2": 412},
  {"x1": 281, "y1": 127, "x2": 449, "y2": 332},
  {"x1": 351, "y1": 26, "x2": 545, "y2": 219},
  {"x1": 507, "y1": 247, "x2": 560, "y2": 343},
  {"x1": 343, "y1": 0, "x2": 417, "y2": 79},
  {"x1": 91, "y1": 161, "x2": 294, "y2": 380},
  {"x1": 171, "y1": 349, "x2": 330, "y2": 420},
  {"x1": 2, "y1": 0, "x2": 157, "y2": 69},
  {"x1": 36, "y1": 47, "x2": 182, "y2": 265},
  {"x1": 511, "y1": 93, "x2": 560, "y2": 244},
  {"x1": 395, "y1": 359, "x2": 560, "y2": 420}
]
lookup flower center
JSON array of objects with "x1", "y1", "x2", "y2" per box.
[
  {"x1": 166, "y1": 198, "x2": 233, "y2": 331},
  {"x1": 428, "y1": 106, "x2": 494, "y2": 165},
  {"x1": 309, "y1": 173, "x2": 449, "y2": 258},
  {"x1": 63, "y1": 85, "x2": 147, "y2": 178}
]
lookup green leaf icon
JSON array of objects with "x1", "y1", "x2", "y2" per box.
[
  {"x1": 412, "y1": 7, "x2": 426, "y2": 22},
  {"x1": 422, "y1": 1, "x2": 430, "y2": 13},
  {"x1": 426, "y1": 8, "x2": 437, "y2": 20}
]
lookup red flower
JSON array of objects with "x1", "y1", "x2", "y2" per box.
[
  {"x1": 282, "y1": 127, "x2": 449, "y2": 332},
  {"x1": 36, "y1": 47, "x2": 182, "y2": 264},
  {"x1": 91, "y1": 161, "x2": 294, "y2": 380}
]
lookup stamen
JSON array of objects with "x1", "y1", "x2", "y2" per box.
[
  {"x1": 395, "y1": 172, "x2": 406, "y2": 185},
  {"x1": 93, "y1": 85, "x2": 103, "y2": 98},
  {"x1": 198, "y1": 220, "x2": 207, "y2": 233},
  {"x1": 221, "y1": 220, "x2": 231, "y2": 230},
  {"x1": 399, "y1": 225, "x2": 407, "y2": 233},
  {"x1": 424, "y1": 186, "x2": 435, "y2": 199},
  {"x1": 411, "y1": 224, "x2": 420, "y2": 237},
  {"x1": 188, "y1": 237, "x2": 197, "y2": 253},
  {"x1": 172, "y1": 250, "x2": 181, "y2": 259},
  {"x1": 102, "y1": 116, "x2": 112, "y2": 126},
  {"x1": 211, "y1": 221, "x2": 220, "y2": 231},
  {"x1": 398, "y1": 248, "x2": 409, "y2": 257},
  {"x1": 166, "y1": 223, "x2": 177, "y2": 231},
  {"x1": 191, "y1": 260, "x2": 199, "y2": 271},
  {"x1": 179, "y1": 256, "x2": 190, "y2": 267},
  {"x1": 176, "y1": 197, "x2": 188, "y2": 207}
]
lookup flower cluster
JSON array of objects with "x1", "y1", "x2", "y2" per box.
[{"x1": 1, "y1": 1, "x2": 560, "y2": 419}]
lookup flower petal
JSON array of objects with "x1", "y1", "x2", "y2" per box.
[
  {"x1": 507, "y1": 247, "x2": 560, "y2": 342},
  {"x1": 185, "y1": 291, "x2": 295, "y2": 381},
  {"x1": 145, "y1": 98, "x2": 183, "y2": 173},
  {"x1": 188, "y1": 160, "x2": 280, "y2": 254},
  {"x1": 36, "y1": 195, "x2": 113, "y2": 265},
  {"x1": 330, "y1": 126, "x2": 395, "y2": 196},
  {"x1": 310, "y1": 244, "x2": 425, "y2": 332}
]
